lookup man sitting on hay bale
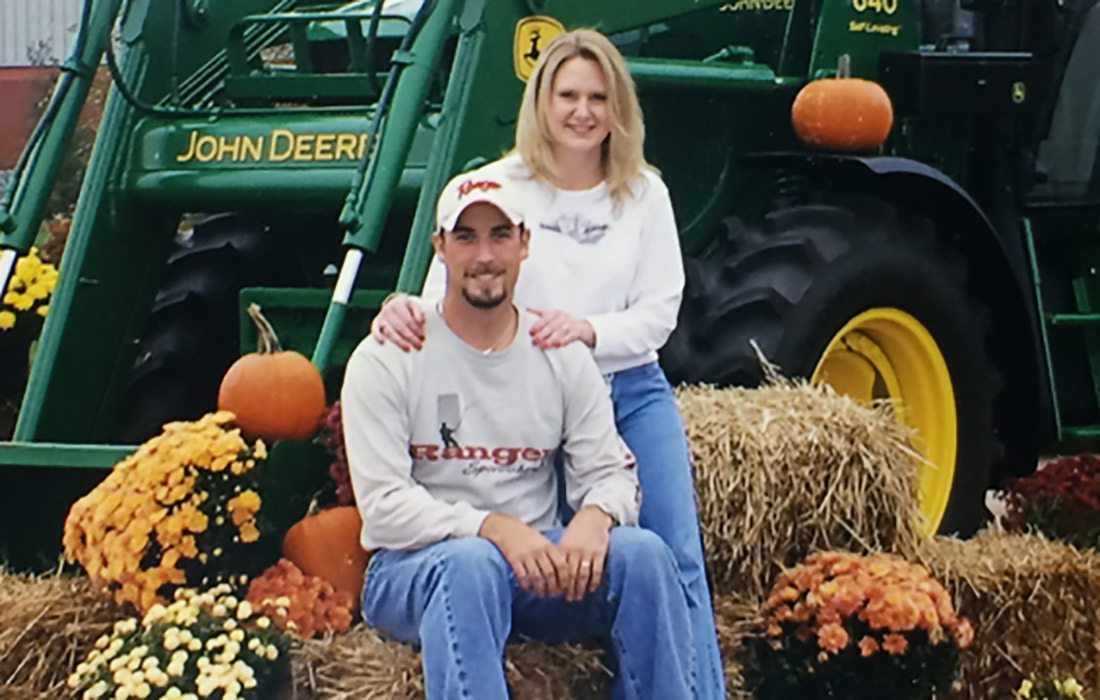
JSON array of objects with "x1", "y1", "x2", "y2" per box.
[{"x1": 341, "y1": 177, "x2": 696, "y2": 699}]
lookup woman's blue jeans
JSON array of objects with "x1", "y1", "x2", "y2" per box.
[
  {"x1": 362, "y1": 527, "x2": 696, "y2": 699},
  {"x1": 610, "y1": 362, "x2": 726, "y2": 700}
]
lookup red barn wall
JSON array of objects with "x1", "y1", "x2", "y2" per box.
[{"x1": 0, "y1": 66, "x2": 58, "y2": 169}]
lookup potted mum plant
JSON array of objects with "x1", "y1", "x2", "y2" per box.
[
  {"x1": 999, "y1": 454, "x2": 1100, "y2": 550},
  {"x1": 63, "y1": 411, "x2": 272, "y2": 611},
  {"x1": 67, "y1": 583, "x2": 291, "y2": 700},
  {"x1": 744, "y1": 551, "x2": 974, "y2": 700}
]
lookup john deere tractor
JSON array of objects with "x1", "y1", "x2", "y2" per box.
[{"x1": 1, "y1": 0, "x2": 1099, "y2": 565}]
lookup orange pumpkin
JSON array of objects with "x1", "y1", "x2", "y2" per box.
[
  {"x1": 282, "y1": 506, "x2": 371, "y2": 605},
  {"x1": 791, "y1": 54, "x2": 893, "y2": 153},
  {"x1": 218, "y1": 303, "x2": 326, "y2": 442}
]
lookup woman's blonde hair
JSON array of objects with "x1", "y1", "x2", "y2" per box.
[{"x1": 515, "y1": 29, "x2": 648, "y2": 205}]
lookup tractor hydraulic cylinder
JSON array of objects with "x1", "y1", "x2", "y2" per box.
[
  {"x1": 625, "y1": 57, "x2": 788, "y2": 92},
  {"x1": 313, "y1": 0, "x2": 458, "y2": 373}
]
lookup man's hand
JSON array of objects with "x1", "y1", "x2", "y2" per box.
[
  {"x1": 558, "y1": 506, "x2": 613, "y2": 602},
  {"x1": 479, "y1": 513, "x2": 571, "y2": 597}
]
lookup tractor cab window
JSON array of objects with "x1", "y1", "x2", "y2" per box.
[
  {"x1": 921, "y1": 0, "x2": 977, "y2": 49},
  {"x1": 1033, "y1": 2, "x2": 1100, "y2": 203}
]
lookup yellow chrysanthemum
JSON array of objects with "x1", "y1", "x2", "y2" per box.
[
  {"x1": 11, "y1": 293, "x2": 33, "y2": 311},
  {"x1": 0, "y1": 310, "x2": 14, "y2": 330},
  {"x1": 14, "y1": 254, "x2": 41, "y2": 282},
  {"x1": 63, "y1": 412, "x2": 269, "y2": 611},
  {"x1": 238, "y1": 522, "x2": 260, "y2": 543},
  {"x1": 178, "y1": 506, "x2": 209, "y2": 533},
  {"x1": 228, "y1": 490, "x2": 261, "y2": 526}
]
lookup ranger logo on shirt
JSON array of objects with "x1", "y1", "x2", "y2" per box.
[
  {"x1": 409, "y1": 443, "x2": 554, "y2": 466},
  {"x1": 420, "y1": 393, "x2": 555, "y2": 474}
]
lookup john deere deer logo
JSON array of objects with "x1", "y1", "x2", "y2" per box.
[{"x1": 513, "y1": 16, "x2": 565, "y2": 81}]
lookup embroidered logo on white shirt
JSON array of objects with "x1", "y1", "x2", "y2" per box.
[
  {"x1": 540, "y1": 212, "x2": 610, "y2": 244},
  {"x1": 438, "y1": 393, "x2": 461, "y2": 448}
]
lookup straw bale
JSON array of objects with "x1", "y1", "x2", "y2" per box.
[
  {"x1": 678, "y1": 381, "x2": 923, "y2": 600},
  {"x1": 290, "y1": 626, "x2": 610, "y2": 699},
  {"x1": 288, "y1": 596, "x2": 761, "y2": 699},
  {"x1": 714, "y1": 595, "x2": 756, "y2": 699},
  {"x1": 0, "y1": 570, "x2": 614, "y2": 700},
  {"x1": 0, "y1": 570, "x2": 119, "y2": 694},
  {"x1": 919, "y1": 533, "x2": 1100, "y2": 698},
  {"x1": 0, "y1": 686, "x2": 44, "y2": 699}
]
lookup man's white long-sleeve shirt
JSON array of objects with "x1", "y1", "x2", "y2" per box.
[
  {"x1": 423, "y1": 154, "x2": 685, "y2": 375},
  {"x1": 341, "y1": 305, "x2": 641, "y2": 552}
]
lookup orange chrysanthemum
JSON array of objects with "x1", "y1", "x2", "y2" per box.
[
  {"x1": 882, "y1": 633, "x2": 909, "y2": 655},
  {"x1": 246, "y1": 559, "x2": 354, "y2": 639},
  {"x1": 62, "y1": 412, "x2": 269, "y2": 611},
  {"x1": 858, "y1": 635, "x2": 879, "y2": 657},
  {"x1": 753, "y1": 551, "x2": 969, "y2": 696},
  {"x1": 759, "y1": 551, "x2": 972, "y2": 664},
  {"x1": 817, "y1": 622, "x2": 849, "y2": 654}
]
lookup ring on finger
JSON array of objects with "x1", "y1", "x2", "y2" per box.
[{"x1": 580, "y1": 561, "x2": 592, "y2": 569}]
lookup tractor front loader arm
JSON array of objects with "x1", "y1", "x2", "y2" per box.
[
  {"x1": 0, "y1": 0, "x2": 125, "y2": 294},
  {"x1": 311, "y1": 0, "x2": 460, "y2": 374}
]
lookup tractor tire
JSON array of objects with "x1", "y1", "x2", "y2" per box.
[
  {"x1": 661, "y1": 198, "x2": 999, "y2": 536},
  {"x1": 113, "y1": 215, "x2": 300, "y2": 444}
]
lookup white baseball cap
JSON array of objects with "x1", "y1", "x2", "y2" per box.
[{"x1": 436, "y1": 174, "x2": 527, "y2": 231}]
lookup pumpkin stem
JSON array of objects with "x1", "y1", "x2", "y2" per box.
[
  {"x1": 837, "y1": 54, "x2": 851, "y2": 79},
  {"x1": 248, "y1": 303, "x2": 283, "y2": 354}
]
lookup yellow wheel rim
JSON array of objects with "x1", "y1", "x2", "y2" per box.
[{"x1": 810, "y1": 308, "x2": 956, "y2": 535}]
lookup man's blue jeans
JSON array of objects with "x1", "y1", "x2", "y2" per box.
[
  {"x1": 362, "y1": 527, "x2": 696, "y2": 700},
  {"x1": 611, "y1": 362, "x2": 726, "y2": 700}
]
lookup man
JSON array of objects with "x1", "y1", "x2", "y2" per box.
[{"x1": 341, "y1": 175, "x2": 696, "y2": 699}]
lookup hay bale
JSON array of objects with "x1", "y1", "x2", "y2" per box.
[
  {"x1": 0, "y1": 570, "x2": 119, "y2": 694},
  {"x1": 679, "y1": 381, "x2": 923, "y2": 599},
  {"x1": 920, "y1": 533, "x2": 1100, "y2": 698},
  {"x1": 290, "y1": 627, "x2": 610, "y2": 699},
  {"x1": 0, "y1": 685, "x2": 44, "y2": 699},
  {"x1": 290, "y1": 627, "x2": 422, "y2": 699},
  {"x1": 288, "y1": 596, "x2": 762, "y2": 699},
  {"x1": 714, "y1": 595, "x2": 756, "y2": 699},
  {"x1": 0, "y1": 568, "x2": 610, "y2": 699}
]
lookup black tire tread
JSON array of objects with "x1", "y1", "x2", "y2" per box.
[
  {"x1": 113, "y1": 216, "x2": 299, "y2": 443},
  {"x1": 661, "y1": 196, "x2": 1001, "y2": 535}
]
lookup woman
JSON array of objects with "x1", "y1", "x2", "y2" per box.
[{"x1": 373, "y1": 29, "x2": 725, "y2": 697}]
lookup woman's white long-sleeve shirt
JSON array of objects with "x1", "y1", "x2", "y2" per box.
[{"x1": 423, "y1": 154, "x2": 685, "y2": 376}]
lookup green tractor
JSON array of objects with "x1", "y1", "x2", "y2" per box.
[{"x1": 1, "y1": 0, "x2": 1099, "y2": 566}]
